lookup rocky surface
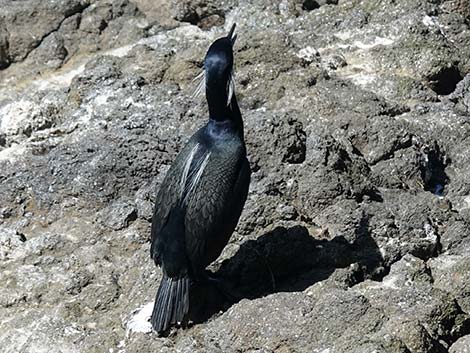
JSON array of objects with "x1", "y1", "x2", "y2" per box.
[{"x1": 1, "y1": 0, "x2": 470, "y2": 352}]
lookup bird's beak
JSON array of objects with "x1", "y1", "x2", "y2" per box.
[
  {"x1": 227, "y1": 23, "x2": 237, "y2": 46},
  {"x1": 226, "y1": 24, "x2": 236, "y2": 106}
]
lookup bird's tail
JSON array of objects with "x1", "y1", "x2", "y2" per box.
[{"x1": 151, "y1": 274, "x2": 190, "y2": 334}]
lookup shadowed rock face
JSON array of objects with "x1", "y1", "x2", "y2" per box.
[{"x1": 1, "y1": 0, "x2": 470, "y2": 352}]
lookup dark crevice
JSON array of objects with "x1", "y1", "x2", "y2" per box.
[
  {"x1": 350, "y1": 213, "x2": 388, "y2": 281},
  {"x1": 351, "y1": 144, "x2": 364, "y2": 158},
  {"x1": 333, "y1": 147, "x2": 352, "y2": 171},
  {"x1": 0, "y1": 133, "x2": 6, "y2": 147},
  {"x1": 428, "y1": 65, "x2": 463, "y2": 95},
  {"x1": 356, "y1": 188, "x2": 384, "y2": 203},
  {"x1": 0, "y1": 24, "x2": 10, "y2": 69},
  {"x1": 178, "y1": 10, "x2": 199, "y2": 25},
  {"x1": 420, "y1": 143, "x2": 450, "y2": 196},
  {"x1": 430, "y1": 300, "x2": 470, "y2": 349},
  {"x1": 302, "y1": 0, "x2": 339, "y2": 10},
  {"x1": 302, "y1": 0, "x2": 320, "y2": 11},
  {"x1": 126, "y1": 209, "x2": 138, "y2": 225},
  {"x1": 282, "y1": 120, "x2": 306, "y2": 164},
  {"x1": 18, "y1": 232, "x2": 27, "y2": 242},
  {"x1": 428, "y1": 218, "x2": 443, "y2": 258},
  {"x1": 381, "y1": 105, "x2": 411, "y2": 117},
  {"x1": 446, "y1": 302, "x2": 470, "y2": 345}
]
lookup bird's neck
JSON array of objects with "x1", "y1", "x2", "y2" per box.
[
  {"x1": 206, "y1": 91, "x2": 244, "y2": 139},
  {"x1": 206, "y1": 83, "x2": 230, "y2": 120}
]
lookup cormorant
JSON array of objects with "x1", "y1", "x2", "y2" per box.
[{"x1": 149, "y1": 24, "x2": 250, "y2": 334}]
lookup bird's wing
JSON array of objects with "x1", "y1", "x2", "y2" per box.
[
  {"x1": 150, "y1": 137, "x2": 201, "y2": 264},
  {"x1": 184, "y1": 147, "x2": 248, "y2": 274}
]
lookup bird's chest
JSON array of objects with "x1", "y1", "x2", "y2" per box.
[
  {"x1": 179, "y1": 141, "x2": 241, "y2": 204},
  {"x1": 205, "y1": 141, "x2": 241, "y2": 176}
]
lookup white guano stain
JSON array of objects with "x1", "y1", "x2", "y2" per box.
[
  {"x1": 352, "y1": 36, "x2": 395, "y2": 50},
  {"x1": 35, "y1": 64, "x2": 86, "y2": 91},
  {"x1": 0, "y1": 144, "x2": 26, "y2": 162},
  {"x1": 0, "y1": 100, "x2": 39, "y2": 135},
  {"x1": 334, "y1": 30, "x2": 353, "y2": 41},
  {"x1": 313, "y1": 31, "x2": 397, "y2": 90},
  {"x1": 381, "y1": 275, "x2": 399, "y2": 290},
  {"x1": 422, "y1": 15, "x2": 437, "y2": 27},
  {"x1": 126, "y1": 301, "x2": 154, "y2": 334},
  {"x1": 296, "y1": 46, "x2": 319, "y2": 62}
]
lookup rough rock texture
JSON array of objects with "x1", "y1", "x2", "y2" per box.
[{"x1": 1, "y1": 0, "x2": 470, "y2": 352}]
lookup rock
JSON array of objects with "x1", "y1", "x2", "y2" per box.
[
  {"x1": 0, "y1": 0, "x2": 90, "y2": 64},
  {"x1": 134, "y1": 183, "x2": 155, "y2": 221},
  {"x1": 355, "y1": 255, "x2": 470, "y2": 352},
  {"x1": 0, "y1": 0, "x2": 145, "y2": 85},
  {"x1": 0, "y1": 227, "x2": 26, "y2": 261},
  {"x1": 170, "y1": 0, "x2": 226, "y2": 29},
  {"x1": 1, "y1": 0, "x2": 470, "y2": 352},
  {"x1": 98, "y1": 198, "x2": 137, "y2": 230},
  {"x1": 449, "y1": 73, "x2": 470, "y2": 114},
  {"x1": 131, "y1": 0, "x2": 178, "y2": 26},
  {"x1": 428, "y1": 254, "x2": 470, "y2": 314},
  {"x1": 450, "y1": 335, "x2": 470, "y2": 353},
  {"x1": 33, "y1": 33, "x2": 69, "y2": 70}
]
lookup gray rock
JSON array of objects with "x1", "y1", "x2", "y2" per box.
[
  {"x1": 354, "y1": 255, "x2": 470, "y2": 352},
  {"x1": 0, "y1": 227, "x2": 26, "y2": 261},
  {"x1": 0, "y1": 0, "x2": 90, "y2": 64},
  {"x1": 429, "y1": 254, "x2": 470, "y2": 314},
  {"x1": 98, "y1": 198, "x2": 137, "y2": 230},
  {"x1": 134, "y1": 183, "x2": 156, "y2": 221},
  {"x1": 450, "y1": 335, "x2": 470, "y2": 353},
  {"x1": 1, "y1": 0, "x2": 470, "y2": 352},
  {"x1": 449, "y1": 73, "x2": 470, "y2": 114}
]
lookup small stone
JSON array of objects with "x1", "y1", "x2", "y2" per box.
[
  {"x1": 450, "y1": 335, "x2": 470, "y2": 353},
  {"x1": 99, "y1": 199, "x2": 137, "y2": 231},
  {"x1": 0, "y1": 227, "x2": 26, "y2": 261}
]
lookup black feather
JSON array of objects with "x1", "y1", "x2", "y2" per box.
[{"x1": 151, "y1": 274, "x2": 190, "y2": 333}]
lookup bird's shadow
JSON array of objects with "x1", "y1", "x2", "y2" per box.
[{"x1": 188, "y1": 213, "x2": 385, "y2": 324}]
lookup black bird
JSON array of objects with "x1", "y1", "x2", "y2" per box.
[{"x1": 149, "y1": 24, "x2": 250, "y2": 334}]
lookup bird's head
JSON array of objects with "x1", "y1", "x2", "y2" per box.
[{"x1": 203, "y1": 24, "x2": 237, "y2": 105}]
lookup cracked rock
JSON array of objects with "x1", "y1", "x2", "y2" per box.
[{"x1": 1, "y1": 0, "x2": 470, "y2": 352}]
